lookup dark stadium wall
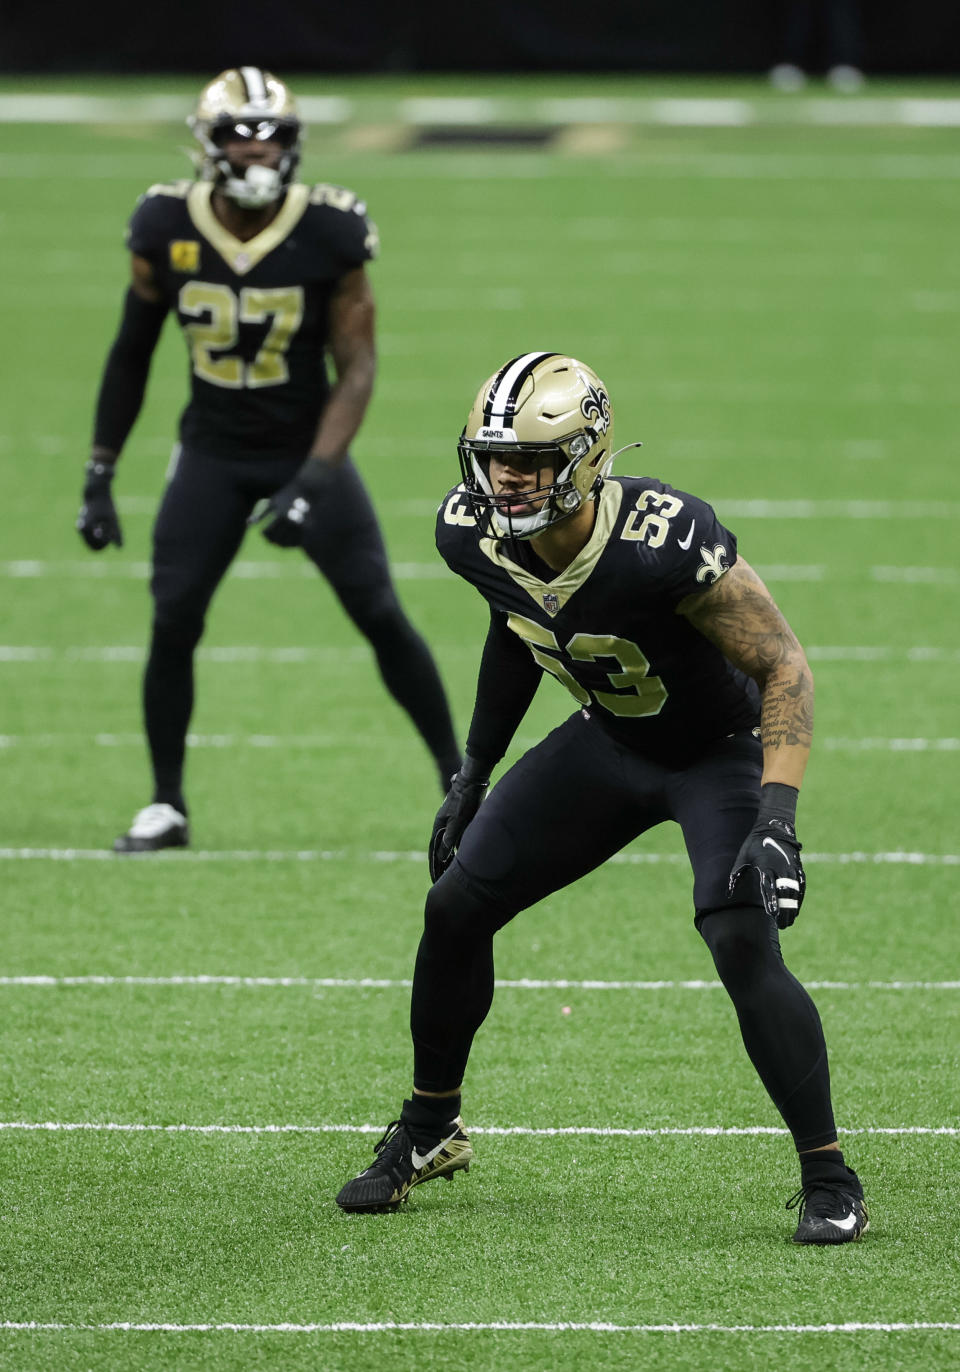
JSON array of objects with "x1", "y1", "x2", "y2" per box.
[{"x1": 2, "y1": 0, "x2": 958, "y2": 73}]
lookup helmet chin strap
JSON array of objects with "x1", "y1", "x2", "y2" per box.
[{"x1": 216, "y1": 158, "x2": 287, "y2": 209}]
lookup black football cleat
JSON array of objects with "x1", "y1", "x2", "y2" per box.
[
  {"x1": 336, "y1": 1116, "x2": 472, "y2": 1212},
  {"x1": 787, "y1": 1167, "x2": 869, "y2": 1244},
  {"x1": 114, "y1": 803, "x2": 189, "y2": 854}
]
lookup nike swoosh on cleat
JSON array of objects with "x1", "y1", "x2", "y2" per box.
[
  {"x1": 826, "y1": 1213, "x2": 859, "y2": 1232},
  {"x1": 762, "y1": 836, "x2": 790, "y2": 862},
  {"x1": 411, "y1": 1131, "x2": 458, "y2": 1170},
  {"x1": 678, "y1": 520, "x2": 696, "y2": 550}
]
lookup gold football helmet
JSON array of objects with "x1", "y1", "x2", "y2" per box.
[
  {"x1": 187, "y1": 67, "x2": 302, "y2": 209},
  {"x1": 458, "y1": 352, "x2": 615, "y2": 538}
]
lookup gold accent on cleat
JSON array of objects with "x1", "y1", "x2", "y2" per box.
[{"x1": 335, "y1": 1117, "x2": 473, "y2": 1213}]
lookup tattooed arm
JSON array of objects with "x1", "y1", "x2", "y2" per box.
[{"x1": 677, "y1": 558, "x2": 813, "y2": 789}]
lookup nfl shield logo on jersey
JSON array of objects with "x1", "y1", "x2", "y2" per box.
[{"x1": 542, "y1": 592, "x2": 560, "y2": 614}]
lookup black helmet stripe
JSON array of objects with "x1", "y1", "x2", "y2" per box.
[
  {"x1": 484, "y1": 352, "x2": 557, "y2": 425},
  {"x1": 240, "y1": 66, "x2": 268, "y2": 105}
]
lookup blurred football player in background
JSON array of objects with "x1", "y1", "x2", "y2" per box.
[
  {"x1": 336, "y1": 352, "x2": 868, "y2": 1245},
  {"x1": 77, "y1": 67, "x2": 460, "y2": 851},
  {"x1": 769, "y1": 0, "x2": 865, "y2": 92}
]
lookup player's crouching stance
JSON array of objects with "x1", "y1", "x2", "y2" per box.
[{"x1": 336, "y1": 353, "x2": 868, "y2": 1245}]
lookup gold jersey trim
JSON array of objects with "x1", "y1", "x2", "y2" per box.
[
  {"x1": 186, "y1": 181, "x2": 310, "y2": 276},
  {"x1": 478, "y1": 481, "x2": 624, "y2": 616},
  {"x1": 144, "y1": 180, "x2": 191, "y2": 200}
]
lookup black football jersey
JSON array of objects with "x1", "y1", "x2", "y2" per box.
[
  {"x1": 436, "y1": 475, "x2": 761, "y2": 763},
  {"x1": 127, "y1": 179, "x2": 378, "y2": 460}
]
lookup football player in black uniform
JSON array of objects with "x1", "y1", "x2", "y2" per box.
[
  {"x1": 76, "y1": 67, "x2": 460, "y2": 851},
  {"x1": 335, "y1": 352, "x2": 868, "y2": 1245}
]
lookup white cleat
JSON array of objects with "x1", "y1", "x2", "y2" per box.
[
  {"x1": 769, "y1": 63, "x2": 807, "y2": 93},
  {"x1": 114, "y1": 803, "x2": 189, "y2": 854},
  {"x1": 827, "y1": 65, "x2": 865, "y2": 94}
]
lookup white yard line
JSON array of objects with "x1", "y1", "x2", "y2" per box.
[
  {"x1": 0, "y1": 848, "x2": 957, "y2": 866},
  {"x1": 871, "y1": 566, "x2": 960, "y2": 585},
  {"x1": 0, "y1": 559, "x2": 451, "y2": 581},
  {"x1": 1, "y1": 92, "x2": 959, "y2": 128},
  {"x1": 0, "y1": 975, "x2": 958, "y2": 991},
  {"x1": 0, "y1": 1121, "x2": 956, "y2": 1138},
  {"x1": 719, "y1": 500, "x2": 960, "y2": 519},
  {"x1": 823, "y1": 738, "x2": 960, "y2": 752},
  {"x1": 2, "y1": 647, "x2": 959, "y2": 667},
  {"x1": 0, "y1": 562, "x2": 954, "y2": 589},
  {"x1": 3, "y1": 558, "x2": 959, "y2": 584},
  {"x1": 0, "y1": 732, "x2": 388, "y2": 747},
  {"x1": 808, "y1": 647, "x2": 960, "y2": 661},
  {"x1": 2, "y1": 1318, "x2": 958, "y2": 1335},
  {"x1": 3, "y1": 152, "x2": 959, "y2": 182},
  {"x1": 0, "y1": 847, "x2": 421, "y2": 862},
  {"x1": 0, "y1": 647, "x2": 378, "y2": 664},
  {"x1": 1, "y1": 732, "x2": 958, "y2": 751}
]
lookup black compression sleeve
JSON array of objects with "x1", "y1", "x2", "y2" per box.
[
  {"x1": 92, "y1": 288, "x2": 168, "y2": 454},
  {"x1": 464, "y1": 608, "x2": 542, "y2": 773}
]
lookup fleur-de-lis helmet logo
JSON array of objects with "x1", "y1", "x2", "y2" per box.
[{"x1": 580, "y1": 382, "x2": 611, "y2": 436}]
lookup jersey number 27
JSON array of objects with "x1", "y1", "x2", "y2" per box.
[{"x1": 178, "y1": 282, "x2": 304, "y2": 389}]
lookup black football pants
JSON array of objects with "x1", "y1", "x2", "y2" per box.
[
  {"x1": 411, "y1": 713, "x2": 837, "y2": 1152},
  {"x1": 145, "y1": 446, "x2": 459, "y2": 809},
  {"x1": 779, "y1": 0, "x2": 863, "y2": 70}
]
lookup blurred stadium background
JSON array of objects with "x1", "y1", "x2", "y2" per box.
[{"x1": 1, "y1": 6, "x2": 959, "y2": 1368}]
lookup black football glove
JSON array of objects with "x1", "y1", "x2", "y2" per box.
[
  {"x1": 729, "y1": 782, "x2": 805, "y2": 929},
  {"x1": 248, "y1": 458, "x2": 338, "y2": 548},
  {"x1": 77, "y1": 459, "x2": 123, "y2": 551},
  {"x1": 428, "y1": 755, "x2": 490, "y2": 883}
]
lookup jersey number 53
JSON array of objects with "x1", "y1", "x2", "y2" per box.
[{"x1": 508, "y1": 613, "x2": 667, "y2": 718}]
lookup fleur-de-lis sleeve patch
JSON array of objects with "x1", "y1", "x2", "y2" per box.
[{"x1": 696, "y1": 543, "x2": 729, "y2": 584}]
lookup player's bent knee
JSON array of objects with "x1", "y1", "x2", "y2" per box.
[
  {"x1": 697, "y1": 903, "x2": 783, "y2": 987},
  {"x1": 423, "y1": 868, "x2": 501, "y2": 946},
  {"x1": 341, "y1": 584, "x2": 404, "y2": 635},
  {"x1": 150, "y1": 607, "x2": 206, "y2": 652}
]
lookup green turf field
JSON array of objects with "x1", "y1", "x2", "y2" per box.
[{"x1": 0, "y1": 74, "x2": 958, "y2": 1370}]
